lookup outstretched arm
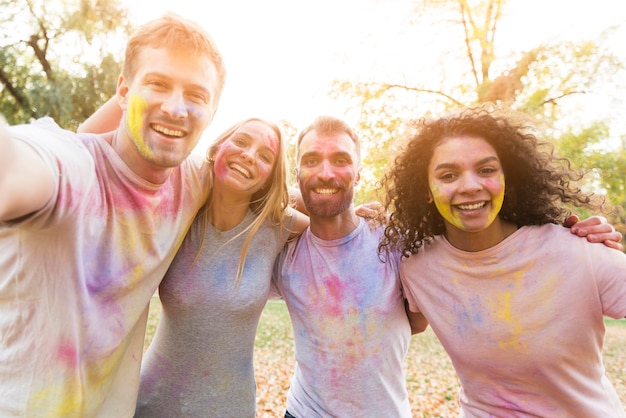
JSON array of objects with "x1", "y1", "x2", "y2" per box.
[
  {"x1": 565, "y1": 215, "x2": 623, "y2": 251},
  {"x1": 77, "y1": 97, "x2": 122, "y2": 133},
  {"x1": 0, "y1": 118, "x2": 55, "y2": 222}
]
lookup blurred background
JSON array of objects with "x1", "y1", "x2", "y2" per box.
[{"x1": 2, "y1": 0, "x2": 625, "y2": 235}]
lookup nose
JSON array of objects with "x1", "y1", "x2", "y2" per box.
[
  {"x1": 318, "y1": 160, "x2": 335, "y2": 181},
  {"x1": 240, "y1": 149, "x2": 255, "y2": 163},
  {"x1": 161, "y1": 91, "x2": 188, "y2": 119},
  {"x1": 459, "y1": 173, "x2": 483, "y2": 193}
]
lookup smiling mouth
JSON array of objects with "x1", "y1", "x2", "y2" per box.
[
  {"x1": 229, "y1": 163, "x2": 251, "y2": 179},
  {"x1": 314, "y1": 187, "x2": 339, "y2": 195},
  {"x1": 152, "y1": 124, "x2": 185, "y2": 138},
  {"x1": 456, "y1": 202, "x2": 486, "y2": 210}
]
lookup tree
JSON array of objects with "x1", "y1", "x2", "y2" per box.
[
  {"x1": 330, "y1": 0, "x2": 626, "y2": 221},
  {"x1": 0, "y1": 0, "x2": 133, "y2": 130}
]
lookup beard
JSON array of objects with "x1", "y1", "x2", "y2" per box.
[{"x1": 300, "y1": 180, "x2": 354, "y2": 218}]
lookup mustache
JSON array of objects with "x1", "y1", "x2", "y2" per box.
[
  {"x1": 150, "y1": 117, "x2": 188, "y2": 130},
  {"x1": 308, "y1": 180, "x2": 343, "y2": 190}
]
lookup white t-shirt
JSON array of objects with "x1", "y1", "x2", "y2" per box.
[
  {"x1": 273, "y1": 218, "x2": 412, "y2": 418},
  {"x1": 0, "y1": 118, "x2": 208, "y2": 417},
  {"x1": 401, "y1": 223, "x2": 626, "y2": 417}
]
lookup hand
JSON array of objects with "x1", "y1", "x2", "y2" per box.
[
  {"x1": 355, "y1": 201, "x2": 387, "y2": 230},
  {"x1": 565, "y1": 215, "x2": 624, "y2": 251}
]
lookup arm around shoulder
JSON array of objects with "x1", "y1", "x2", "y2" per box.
[
  {"x1": 288, "y1": 207, "x2": 310, "y2": 240},
  {"x1": 77, "y1": 97, "x2": 122, "y2": 134},
  {"x1": 566, "y1": 215, "x2": 624, "y2": 251},
  {"x1": 0, "y1": 119, "x2": 55, "y2": 222}
]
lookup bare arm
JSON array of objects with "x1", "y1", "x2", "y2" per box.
[
  {"x1": 289, "y1": 186, "x2": 307, "y2": 216},
  {"x1": 288, "y1": 209, "x2": 310, "y2": 240},
  {"x1": 0, "y1": 119, "x2": 55, "y2": 222},
  {"x1": 405, "y1": 300, "x2": 428, "y2": 335},
  {"x1": 286, "y1": 186, "x2": 311, "y2": 239},
  {"x1": 565, "y1": 215, "x2": 624, "y2": 251},
  {"x1": 76, "y1": 97, "x2": 122, "y2": 133}
]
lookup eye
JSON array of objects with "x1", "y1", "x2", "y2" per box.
[
  {"x1": 147, "y1": 79, "x2": 168, "y2": 90},
  {"x1": 302, "y1": 157, "x2": 318, "y2": 167},
  {"x1": 187, "y1": 91, "x2": 209, "y2": 104},
  {"x1": 233, "y1": 138, "x2": 247, "y2": 147},
  {"x1": 439, "y1": 172, "x2": 457, "y2": 182},
  {"x1": 478, "y1": 166, "x2": 498, "y2": 176},
  {"x1": 259, "y1": 153, "x2": 273, "y2": 164}
]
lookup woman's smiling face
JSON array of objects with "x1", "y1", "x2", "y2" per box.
[
  {"x1": 428, "y1": 135, "x2": 506, "y2": 237},
  {"x1": 212, "y1": 120, "x2": 279, "y2": 196}
]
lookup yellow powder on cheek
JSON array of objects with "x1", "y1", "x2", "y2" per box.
[
  {"x1": 485, "y1": 174, "x2": 506, "y2": 226},
  {"x1": 430, "y1": 182, "x2": 465, "y2": 229},
  {"x1": 126, "y1": 94, "x2": 153, "y2": 157}
]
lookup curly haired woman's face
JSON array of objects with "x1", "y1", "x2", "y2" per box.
[{"x1": 428, "y1": 135, "x2": 505, "y2": 238}]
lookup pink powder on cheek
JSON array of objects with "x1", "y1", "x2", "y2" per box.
[
  {"x1": 484, "y1": 176, "x2": 505, "y2": 192},
  {"x1": 212, "y1": 158, "x2": 229, "y2": 180},
  {"x1": 267, "y1": 135, "x2": 279, "y2": 156}
]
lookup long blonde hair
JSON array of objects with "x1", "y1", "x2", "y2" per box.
[{"x1": 196, "y1": 118, "x2": 290, "y2": 287}]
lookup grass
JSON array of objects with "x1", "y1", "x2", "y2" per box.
[{"x1": 145, "y1": 297, "x2": 626, "y2": 417}]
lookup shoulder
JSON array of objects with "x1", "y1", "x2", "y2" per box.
[
  {"x1": 11, "y1": 118, "x2": 96, "y2": 177},
  {"x1": 182, "y1": 152, "x2": 208, "y2": 174},
  {"x1": 11, "y1": 118, "x2": 85, "y2": 153}
]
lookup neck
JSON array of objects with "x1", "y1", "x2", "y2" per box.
[
  {"x1": 108, "y1": 130, "x2": 171, "y2": 185},
  {"x1": 309, "y1": 207, "x2": 360, "y2": 241},
  {"x1": 207, "y1": 186, "x2": 251, "y2": 231},
  {"x1": 446, "y1": 219, "x2": 518, "y2": 252}
]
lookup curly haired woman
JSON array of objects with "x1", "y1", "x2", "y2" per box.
[{"x1": 380, "y1": 107, "x2": 626, "y2": 417}]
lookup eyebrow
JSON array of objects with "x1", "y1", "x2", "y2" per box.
[
  {"x1": 434, "y1": 155, "x2": 499, "y2": 171},
  {"x1": 234, "y1": 132, "x2": 277, "y2": 156},
  {"x1": 300, "y1": 150, "x2": 353, "y2": 161},
  {"x1": 143, "y1": 72, "x2": 212, "y2": 95}
]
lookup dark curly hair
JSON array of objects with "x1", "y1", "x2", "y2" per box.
[{"x1": 379, "y1": 106, "x2": 606, "y2": 259}]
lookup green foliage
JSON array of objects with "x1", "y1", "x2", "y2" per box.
[
  {"x1": 329, "y1": 0, "x2": 626, "y2": 235},
  {"x1": 0, "y1": 0, "x2": 133, "y2": 130}
]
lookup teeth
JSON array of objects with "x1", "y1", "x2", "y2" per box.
[
  {"x1": 153, "y1": 124, "x2": 184, "y2": 137},
  {"x1": 457, "y1": 202, "x2": 485, "y2": 210},
  {"x1": 230, "y1": 163, "x2": 251, "y2": 179},
  {"x1": 315, "y1": 188, "x2": 338, "y2": 195}
]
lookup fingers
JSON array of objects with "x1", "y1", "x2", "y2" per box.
[
  {"x1": 601, "y1": 239, "x2": 624, "y2": 252},
  {"x1": 563, "y1": 215, "x2": 579, "y2": 228},
  {"x1": 355, "y1": 206, "x2": 376, "y2": 219},
  {"x1": 573, "y1": 223, "x2": 616, "y2": 237},
  {"x1": 569, "y1": 215, "x2": 612, "y2": 235}
]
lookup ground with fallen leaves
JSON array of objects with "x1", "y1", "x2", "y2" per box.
[{"x1": 145, "y1": 297, "x2": 626, "y2": 417}]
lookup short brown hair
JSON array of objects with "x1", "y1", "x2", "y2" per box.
[
  {"x1": 123, "y1": 13, "x2": 226, "y2": 102},
  {"x1": 296, "y1": 115, "x2": 361, "y2": 163}
]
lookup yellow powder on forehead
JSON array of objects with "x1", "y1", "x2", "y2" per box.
[{"x1": 127, "y1": 94, "x2": 153, "y2": 157}]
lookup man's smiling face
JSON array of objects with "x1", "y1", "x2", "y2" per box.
[{"x1": 297, "y1": 130, "x2": 360, "y2": 218}]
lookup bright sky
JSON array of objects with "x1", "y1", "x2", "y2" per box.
[{"x1": 120, "y1": 0, "x2": 626, "y2": 152}]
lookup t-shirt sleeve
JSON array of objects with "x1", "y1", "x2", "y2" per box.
[
  {"x1": 8, "y1": 118, "x2": 95, "y2": 227},
  {"x1": 280, "y1": 206, "x2": 297, "y2": 243},
  {"x1": 399, "y1": 258, "x2": 423, "y2": 314},
  {"x1": 269, "y1": 242, "x2": 289, "y2": 299},
  {"x1": 592, "y1": 245, "x2": 626, "y2": 319}
]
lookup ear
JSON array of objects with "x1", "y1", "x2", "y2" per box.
[
  {"x1": 116, "y1": 75, "x2": 129, "y2": 111},
  {"x1": 426, "y1": 191, "x2": 434, "y2": 204},
  {"x1": 355, "y1": 167, "x2": 361, "y2": 185}
]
